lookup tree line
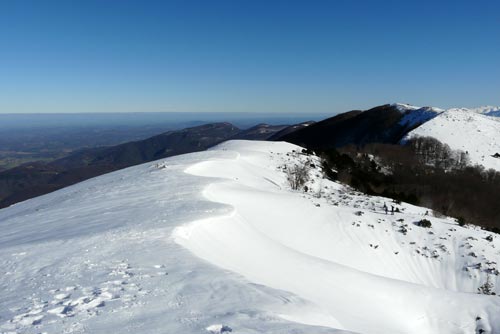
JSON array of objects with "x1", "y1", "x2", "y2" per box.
[{"x1": 318, "y1": 137, "x2": 500, "y2": 232}]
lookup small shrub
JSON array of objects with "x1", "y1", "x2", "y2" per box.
[
  {"x1": 416, "y1": 219, "x2": 432, "y2": 228},
  {"x1": 285, "y1": 161, "x2": 310, "y2": 190},
  {"x1": 478, "y1": 277, "x2": 496, "y2": 295}
]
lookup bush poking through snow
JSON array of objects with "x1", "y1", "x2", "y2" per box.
[
  {"x1": 285, "y1": 161, "x2": 310, "y2": 190},
  {"x1": 478, "y1": 277, "x2": 496, "y2": 296},
  {"x1": 415, "y1": 219, "x2": 432, "y2": 228}
]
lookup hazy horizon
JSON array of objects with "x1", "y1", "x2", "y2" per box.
[{"x1": 0, "y1": 111, "x2": 332, "y2": 130}]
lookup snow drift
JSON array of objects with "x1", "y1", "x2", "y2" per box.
[{"x1": 1, "y1": 140, "x2": 499, "y2": 334}]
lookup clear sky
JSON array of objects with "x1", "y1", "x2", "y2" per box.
[{"x1": 1, "y1": 0, "x2": 499, "y2": 114}]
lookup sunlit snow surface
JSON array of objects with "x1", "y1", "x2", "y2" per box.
[
  {"x1": 396, "y1": 103, "x2": 500, "y2": 171},
  {"x1": 1, "y1": 140, "x2": 499, "y2": 334}
]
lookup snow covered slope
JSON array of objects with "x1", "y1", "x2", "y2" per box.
[
  {"x1": 1, "y1": 140, "x2": 499, "y2": 334},
  {"x1": 405, "y1": 107, "x2": 500, "y2": 171},
  {"x1": 392, "y1": 103, "x2": 444, "y2": 128}
]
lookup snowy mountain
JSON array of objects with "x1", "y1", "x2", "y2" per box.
[
  {"x1": 1, "y1": 140, "x2": 499, "y2": 334},
  {"x1": 274, "y1": 104, "x2": 426, "y2": 148},
  {"x1": 274, "y1": 102, "x2": 500, "y2": 171},
  {"x1": 404, "y1": 106, "x2": 500, "y2": 171},
  {"x1": 392, "y1": 103, "x2": 444, "y2": 128}
]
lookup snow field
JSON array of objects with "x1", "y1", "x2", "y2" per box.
[
  {"x1": 176, "y1": 140, "x2": 500, "y2": 334},
  {"x1": 1, "y1": 140, "x2": 499, "y2": 334}
]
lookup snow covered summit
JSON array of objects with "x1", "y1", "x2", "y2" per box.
[
  {"x1": 405, "y1": 107, "x2": 500, "y2": 171},
  {"x1": 1, "y1": 140, "x2": 499, "y2": 334},
  {"x1": 391, "y1": 103, "x2": 444, "y2": 128}
]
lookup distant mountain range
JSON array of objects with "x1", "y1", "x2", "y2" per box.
[
  {"x1": 2, "y1": 102, "x2": 499, "y2": 208},
  {"x1": 0, "y1": 122, "x2": 298, "y2": 208},
  {"x1": 273, "y1": 103, "x2": 500, "y2": 170},
  {"x1": 272, "y1": 104, "x2": 440, "y2": 148},
  {"x1": 0, "y1": 123, "x2": 239, "y2": 208}
]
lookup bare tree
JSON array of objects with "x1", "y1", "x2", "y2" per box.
[{"x1": 285, "y1": 161, "x2": 310, "y2": 190}]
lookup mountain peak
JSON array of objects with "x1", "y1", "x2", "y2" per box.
[{"x1": 392, "y1": 102, "x2": 444, "y2": 114}]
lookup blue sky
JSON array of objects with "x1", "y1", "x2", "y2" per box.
[{"x1": 1, "y1": 0, "x2": 499, "y2": 114}]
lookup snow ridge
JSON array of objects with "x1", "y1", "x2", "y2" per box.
[
  {"x1": 1, "y1": 140, "x2": 499, "y2": 334},
  {"x1": 390, "y1": 103, "x2": 444, "y2": 128},
  {"x1": 176, "y1": 140, "x2": 500, "y2": 334}
]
